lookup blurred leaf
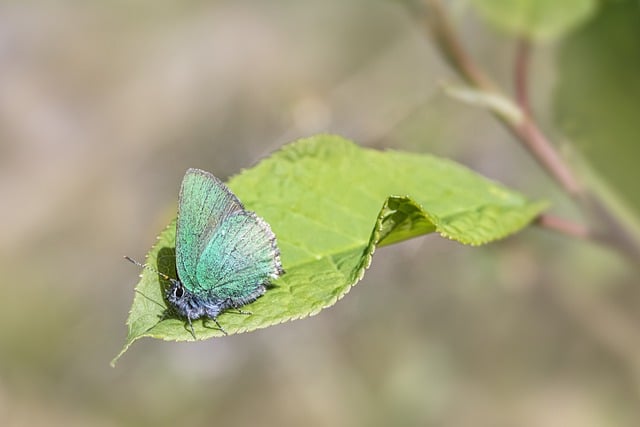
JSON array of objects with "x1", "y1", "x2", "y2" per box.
[
  {"x1": 554, "y1": 0, "x2": 640, "y2": 229},
  {"x1": 471, "y1": 0, "x2": 597, "y2": 41},
  {"x1": 113, "y1": 135, "x2": 545, "y2": 365}
]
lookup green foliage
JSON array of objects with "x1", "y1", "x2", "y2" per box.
[
  {"x1": 554, "y1": 0, "x2": 640, "y2": 231},
  {"x1": 112, "y1": 135, "x2": 545, "y2": 365},
  {"x1": 471, "y1": 0, "x2": 597, "y2": 41}
]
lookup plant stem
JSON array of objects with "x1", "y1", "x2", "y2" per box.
[
  {"x1": 513, "y1": 38, "x2": 582, "y2": 197},
  {"x1": 424, "y1": 0, "x2": 582, "y2": 196},
  {"x1": 423, "y1": 0, "x2": 495, "y2": 92},
  {"x1": 421, "y1": 0, "x2": 640, "y2": 260},
  {"x1": 536, "y1": 214, "x2": 590, "y2": 240}
]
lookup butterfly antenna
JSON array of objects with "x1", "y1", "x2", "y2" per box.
[{"x1": 124, "y1": 255, "x2": 179, "y2": 285}]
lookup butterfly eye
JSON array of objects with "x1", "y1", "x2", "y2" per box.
[{"x1": 174, "y1": 285, "x2": 184, "y2": 299}]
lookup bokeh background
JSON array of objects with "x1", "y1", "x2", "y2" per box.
[{"x1": 1, "y1": 1, "x2": 638, "y2": 426}]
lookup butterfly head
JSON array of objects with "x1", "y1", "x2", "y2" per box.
[
  {"x1": 166, "y1": 280, "x2": 186, "y2": 304},
  {"x1": 164, "y1": 278, "x2": 214, "y2": 322}
]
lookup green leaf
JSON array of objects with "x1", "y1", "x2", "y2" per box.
[
  {"x1": 554, "y1": 0, "x2": 640, "y2": 234},
  {"x1": 112, "y1": 135, "x2": 545, "y2": 365},
  {"x1": 471, "y1": 0, "x2": 597, "y2": 41}
]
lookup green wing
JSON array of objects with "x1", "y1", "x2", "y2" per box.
[
  {"x1": 176, "y1": 168, "x2": 244, "y2": 293},
  {"x1": 195, "y1": 211, "x2": 282, "y2": 301}
]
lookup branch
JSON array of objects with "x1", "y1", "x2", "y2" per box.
[
  {"x1": 536, "y1": 214, "x2": 590, "y2": 240},
  {"x1": 422, "y1": 0, "x2": 494, "y2": 91},
  {"x1": 424, "y1": 0, "x2": 582, "y2": 196},
  {"x1": 513, "y1": 38, "x2": 582, "y2": 197},
  {"x1": 421, "y1": 0, "x2": 640, "y2": 260}
]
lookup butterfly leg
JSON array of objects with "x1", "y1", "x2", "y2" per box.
[
  {"x1": 223, "y1": 297, "x2": 252, "y2": 315},
  {"x1": 187, "y1": 316, "x2": 197, "y2": 339},
  {"x1": 226, "y1": 306, "x2": 252, "y2": 316},
  {"x1": 212, "y1": 318, "x2": 228, "y2": 336},
  {"x1": 203, "y1": 317, "x2": 228, "y2": 336}
]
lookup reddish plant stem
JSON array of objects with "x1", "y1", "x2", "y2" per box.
[
  {"x1": 514, "y1": 39, "x2": 582, "y2": 197},
  {"x1": 536, "y1": 214, "x2": 590, "y2": 240},
  {"x1": 425, "y1": 0, "x2": 582, "y2": 197},
  {"x1": 423, "y1": 0, "x2": 495, "y2": 92},
  {"x1": 422, "y1": 0, "x2": 640, "y2": 260},
  {"x1": 514, "y1": 39, "x2": 533, "y2": 118},
  {"x1": 513, "y1": 38, "x2": 640, "y2": 260}
]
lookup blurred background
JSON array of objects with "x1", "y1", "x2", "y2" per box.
[{"x1": 1, "y1": 1, "x2": 638, "y2": 426}]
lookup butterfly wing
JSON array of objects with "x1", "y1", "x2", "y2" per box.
[
  {"x1": 195, "y1": 211, "x2": 283, "y2": 305},
  {"x1": 176, "y1": 168, "x2": 244, "y2": 293}
]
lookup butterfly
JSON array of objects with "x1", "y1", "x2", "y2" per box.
[{"x1": 128, "y1": 168, "x2": 283, "y2": 337}]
